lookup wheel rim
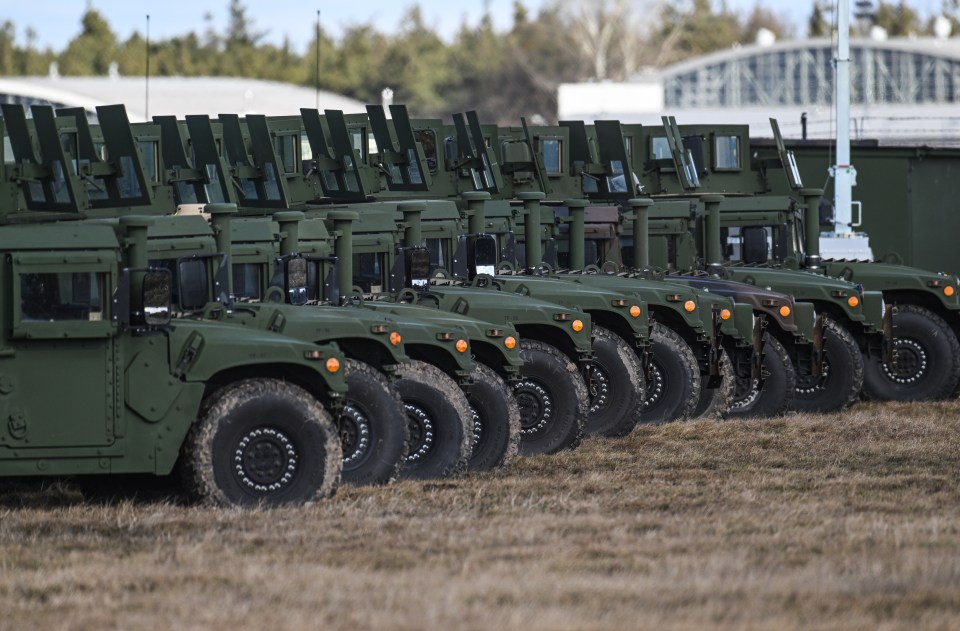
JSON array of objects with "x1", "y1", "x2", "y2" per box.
[
  {"x1": 796, "y1": 357, "x2": 831, "y2": 396},
  {"x1": 643, "y1": 362, "x2": 665, "y2": 409},
  {"x1": 470, "y1": 403, "x2": 483, "y2": 452},
  {"x1": 732, "y1": 375, "x2": 761, "y2": 410},
  {"x1": 514, "y1": 379, "x2": 554, "y2": 437},
  {"x1": 233, "y1": 427, "x2": 298, "y2": 493},
  {"x1": 405, "y1": 403, "x2": 435, "y2": 462},
  {"x1": 882, "y1": 338, "x2": 929, "y2": 384},
  {"x1": 589, "y1": 365, "x2": 612, "y2": 415},
  {"x1": 339, "y1": 404, "x2": 372, "y2": 470}
]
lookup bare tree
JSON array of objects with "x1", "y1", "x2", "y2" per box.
[{"x1": 556, "y1": 0, "x2": 662, "y2": 81}]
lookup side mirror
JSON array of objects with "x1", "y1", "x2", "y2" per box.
[
  {"x1": 408, "y1": 248, "x2": 431, "y2": 287},
  {"x1": 471, "y1": 235, "x2": 498, "y2": 277},
  {"x1": 741, "y1": 226, "x2": 769, "y2": 264},
  {"x1": 178, "y1": 258, "x2": 210, "y2": 311},
  {"x1": 142, "y1": 270, "x2": 172, "y2": 326},
  {"x1": 285, "y1": 256, "x2": 308, "y2": 306}
]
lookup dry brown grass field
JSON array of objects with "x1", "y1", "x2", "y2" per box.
[{"x1": 2, "y1": 401, "x2": 960, "y2": 630}]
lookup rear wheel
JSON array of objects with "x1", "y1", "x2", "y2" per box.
[
  {"x1": 467, "y1": 363, "x2": 521, "y2": 471},
  {"x1": 395, "y1": 361, "x2": 472, "y2": 480},
  {"x1": 181, "y1": 379, "x2": 341, "y2": 507},
  {"x1": 729, "y1": 334, "x2": 795, "y2": 418},
  {"x1": 514, "y1": 340, "x2": 588, "y2": 455},
  {"x1": 586, "y1": 326, "x2": 645, "y2": 437},
  {"x1": 642, "y1": 324, "x2": 701, "y2": 424},
  {"x1": 691, "y1": 349, "x2": 734, "y2": 419},
  {"x1": 862, "y1": 305, "x2": 960, "y2": 401},
  {"x1": 791, "y1": 316, "x2": 862, "y2": 413},
  {"x1": 340, "y1": 359, "x2": 408, "y2": 486}
]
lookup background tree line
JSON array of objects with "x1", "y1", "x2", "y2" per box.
[{"x1": 0, "y1": 0, "x2": 951, "y2": 123}]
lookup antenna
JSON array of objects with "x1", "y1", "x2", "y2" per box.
[
  {"x1": 315, "y1": 10, "x2": 320, "y2": 110},
  {"x1": 145, "y1": 14, "x2": 150, "y2": 120}
]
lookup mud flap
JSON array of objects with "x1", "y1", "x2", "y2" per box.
[
  {"x1": 812, "y1": 314, "x2": 825, "y2": 377},
  {"x1": 751, "y1": 314, "x2": 767, "y2": 384},
  {"x1": 882, "y1": 303, "x2": 895, "y2": 364},
  {"x1": 706, "y1": 309, "x2": 724, "y2": 388}
]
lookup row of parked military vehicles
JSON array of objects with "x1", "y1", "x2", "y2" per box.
[{"x1": 1, "y1": 102, "x2": 957, "y2": 507}]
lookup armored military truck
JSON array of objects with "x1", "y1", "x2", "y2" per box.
[{"x1": 0, "y1": 109, "x2": 346, "y2": 505}]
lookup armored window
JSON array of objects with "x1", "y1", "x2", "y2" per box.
[
  {"x1": 414, "y1": 129, "x2": 438, "y2": 173},
  {"x1": 3, "y1": 135, "x2": 13, "y2": 165},
  {"x1": 19, "y1": 271, "x2": 106, "y2": 322},
  {"x1": 714, "y1": 135, "x2": 740, "y2": 170},
  {"x1": 139, "y1": 140, "x2": 160, "y2": 182},
  {"x1": 349, "y1": 127, "x2": 373, "y2": 160},
  {"x1": 275, "y1": 134, "x2": 298, "y2": 174},
  {"x1": 425, "y1": 238, "x2": 450, "y2": 274},
  {"x1": 650, "y1": 137, "x2": 671, "y2": 160},
  {"x1": 233, "y1": 263, "x2": 264, "y2": 300},
  {"x1": 352, "y1": 252, "x2": 386, "y2": 293},
  {"x1": 540, "y1": 138, "x2": 563, "y2": 176}
]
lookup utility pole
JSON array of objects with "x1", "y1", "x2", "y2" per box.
[{"x1": 832, "y1": 0, "x2": 854, "y2": 237}]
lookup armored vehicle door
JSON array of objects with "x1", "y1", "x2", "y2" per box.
[{"x1": 0, "y1": 239, "x2": 119, "y2": 449}]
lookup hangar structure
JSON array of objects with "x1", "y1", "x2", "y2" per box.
[{"x1": 560, "y1": 36, "x2": 960, "y2": 144}]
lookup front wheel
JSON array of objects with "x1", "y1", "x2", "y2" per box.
[
  {"x1": 340, "y1": 359, "x2": 409, "y2": 486},
  {"x1": 395, "y1": 360, "x2": 472, "y2": 480},
  {"x1": 862, "y1": 305, "x2": 960, "y2": 401},
  {"x1": 586, "y1": 326, "x2": 645, "y2": 437},
  {"x1": 181, "y1": 379, "x2": 342, "y2": 507},
  {"x1": 791, "y1": 316, "x2": 863, "y2": 413},
  {"x1": 514, "y1": 340, "x2": 588, "y2": 455},
  {"x1": 729, "y1": 334, "x2": 796, "y2": 418},
  {"x1": 466, "y1": 363, "x2": 521, "y2": 472},
  {"x1": 642, "y1": 324, "x2": 701, "y2": 424}
]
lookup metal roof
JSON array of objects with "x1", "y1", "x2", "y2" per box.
[{"x1": 0, "y1": 76, "x2": 366, "y2": 121}]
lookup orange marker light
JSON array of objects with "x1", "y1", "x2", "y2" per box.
[
  {"x1": 504, "y1": 336, "x2": 517, "y2": 349},
  {"x1": 847, "y1": 296, "x2": 860, "y2": 308},
  {"x1": 325, "y1": 357, "x2": 341, "y2": 373},
  {"x1": 779, "y1": 305, "x2": 791, "y2": 318},
  {"x1": 945, "y1": 285, "x2": 956, "y2": 297},
  {"x1": 572, "y1": 319, "x2": 585, "y2": 332},
  {"x1": 684, "y1": 300, "x2": 696, "y2": 313},
  {"x1": 456, "y1": 339, "x2": 469, "y2": 353},
  {"x1": 389, "y1": 332, "x2": 402, "y2": 346},
  {"x1": 630, "y1": 305, "x2": 642, "y2": 318},
  {"x1": 720, "y1": 308, "x2": 732, "y2": 321}
]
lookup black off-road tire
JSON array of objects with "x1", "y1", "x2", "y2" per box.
[
  {"x1": 691, "y1": 349, "x2": 734, "y2": 419},
  {"x1": 642, "y1": 324, "x2": 701, "y2": 424},
  {"x1": 395, "y1": 360, "x2": 472, "y2": 480},
  {"x1": 729, "y1": 334, "x2": 796, "y2": 418},
  {"x1": 862, "y1": 304, "x2": 960, "y2": 401},
  {"x1": 181, "y1": 379, "x2": 341, "y2": 507},
  {"x1": 340, "y1": 359, "x2": 409, "y2": 486},
  {"x1": 514, "y1": 340, "x2": 589, "y2": 455},
  {"x1": 791, "y1": 316, "x2": 863, "y2": 413},
  {"x1": 586, "y1": 326, "x2": 646, "y2": 437},
  {"x1": 466, "y1": 363, "x2": 521, "y2": 472}
]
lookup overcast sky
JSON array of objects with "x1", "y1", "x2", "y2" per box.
[{"x1": 4, "y1": 1, "x2": 952, "y2": 53}]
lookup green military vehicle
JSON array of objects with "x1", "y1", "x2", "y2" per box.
[
  {"x1": 11, "y1": 103, "x2": 478, "y2": 485},
  {"x1": 512, "y1": 116, "x2": 819, "y2": 416},
  {"x1": 253, "y1": 108, "x2": 597, "y2": 453},
  {"x1": 755, "y1": 121, "x2": 960, "y2": 401},
  {"x1": 0, "y1": 111, "x2": 346, "y2": 507},
  {"x1": 383, "y1": 109, "x2": 768, "y2": 420},
  {"x1": 644, "y1": 116, "x2": 954, "y2": 403},
  {"x1": 605, "y1": 117, "x2": 894, "y2": 411},
  {"x1": 149, "y1": 110, "x2": 523, "y2": 475},
  {"x1": 342, "y1": 106, "x2": 723, "y2": 424},
  {"x1": 490, "y1": 117, "x2": 800, "y2": 417}
]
